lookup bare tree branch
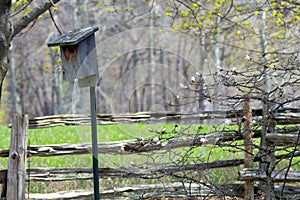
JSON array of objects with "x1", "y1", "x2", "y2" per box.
[{"x1": 12, "y1": 0, "x2": 61, "y2": 38}]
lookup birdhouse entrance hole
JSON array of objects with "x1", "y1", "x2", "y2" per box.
[{"x1": 63, "y1": 45, "x2": 78, "y2": 60}]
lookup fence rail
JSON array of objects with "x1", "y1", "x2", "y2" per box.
[
  {"x1": 26, "y1": 183, "x2": 300, "y2": 200},
  {"x1": 1, "y1": 149, "x2": 300, "y2": 183},
  {"x1": 28, "y1": 183, "x2": 245, "y2": 200},
  {"x1": 239, "y1": 169, "x2": 300, "y2": 182},
  {"x1": 1, "y1": 130, "x2": 245, "y2": 157},
  {"x1": 5, "y1": 108, "x2": 298, "y2": 129},
  {"x1": 0, "y1": 125, "x2": 298, "y2": 158},
  {"x1": 0, "y1": 159, "x2": 245, "y2": 183},
  {"x1": 27, "y1": 183, "x2": 300, "y2": 200}
]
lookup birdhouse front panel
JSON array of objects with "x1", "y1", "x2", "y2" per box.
[{"x1": 61, "y1": 44, "x2": 80, "y2": 81}]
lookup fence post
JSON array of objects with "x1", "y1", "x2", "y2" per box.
[
  {"x1": 243, "y1": 98, "x2": 254, "y2": 199},
  {"x1": 6, "y1": 114, "x2": 28, "y2": 200}
]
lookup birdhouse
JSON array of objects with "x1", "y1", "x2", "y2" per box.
[{"x1": 48, "y1": 27, "x2": 99, "y2": 87}]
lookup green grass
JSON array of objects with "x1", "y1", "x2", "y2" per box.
[
  {"x1": 0, "y1": 126, "x2": 11, "y2": 150},
  {"x1": 0, "y1": 126, "x2": 10, "y2": 170}
]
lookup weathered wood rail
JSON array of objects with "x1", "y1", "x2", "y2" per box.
[
  {"x1": 28, "y1": 183, "x2": 245, "y2": 200},
  {"x1": 266, "y1": 133, "x2": 300, "y2": 146},
  {"x1": 239, "y1": 169, "x2": 300, "y2": 182},
  {"x1": 11, "y1": 108, "x2": 299, "y2": 129},
  {"x1": 2, "y1": 109, "x2": 300, "y2": 199},
  {"x1": 0, "y1": 126, "x2": 297, "y2": 158},
  {"x1": 1, "y1": 145, "x2": 299, "y2": 183},
  {"x1": 27, "y1": 183, "x2": 300, "y2": 200},
  {"x1": 1, "y1": 130, "x2": 246, "y2": 157},
  {"x1": 0, "y1": 159, "x2": 244, "y2": 182}
]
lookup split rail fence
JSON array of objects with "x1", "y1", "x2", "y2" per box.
[{"x1": 1, "y1": 107, "x2": 300, "y2": 199}]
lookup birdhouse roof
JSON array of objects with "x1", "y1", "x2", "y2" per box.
[{"x1": 48, "y1": 27, "x2": 99, "y2": 47}]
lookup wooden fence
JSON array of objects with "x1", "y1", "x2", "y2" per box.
[{"x1": 1, "y1": 108, "x2": 300, "y2": 199}]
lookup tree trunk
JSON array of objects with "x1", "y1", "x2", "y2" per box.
[
  {"x1": 132, "y1": 50, "x2": 139, "y2": 112},
  {"x1": 160, "y1": 49, "x2": 167, "y2": 109},
  {"x1": 243, "y1": 98, "x2": 254, "y2": 200},
  {"x1": 0, "y1": 0, "x2": 12, "y2": 104},
  {"x1": 198, "y1": 32, "x2": 206, "y2": 111},
  {"x1": 148, "y1": 12, "x2": 155, "y2": 109},
  {"x1": 213, "y1": 16, "x2": 221, "y2": 111},
  {"x1": 174, "y1": 38, "x2": 181, "y2": 112},
  {"x1": 8, "y1": 42, "x2": 21, "y2": 114},
  {"x1": 259, "y1": 10, "x2": 276, "y2": 200}
]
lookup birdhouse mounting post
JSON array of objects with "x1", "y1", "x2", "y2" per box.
[
  {"x1": 48, "y1": 27, "x2": 100, "y2": 200},
  {"x1": 90, "y1": 85, "x2": 100, "y2": 200}
]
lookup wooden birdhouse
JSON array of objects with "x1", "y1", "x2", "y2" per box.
[{"x1": 48, "y1": 27, "x2": 99, "y2": 87}]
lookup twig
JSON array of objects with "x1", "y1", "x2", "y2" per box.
[
  {"x1": 49, "y1": 9, "x2": 62, "y2": 35},
  {"x1": 280, "y1": 130, "x2": 300, "y2": 199}
]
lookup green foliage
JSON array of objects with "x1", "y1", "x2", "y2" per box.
[
  {"x1": 11, "y1": 0, "x2": 58, "y2": 20},
  {"x1": 150, "y1": 0, "x2": 300, "y2": 45},
  {"x1": 10, "y1": 0, "x2": 31, "y2": 16}
]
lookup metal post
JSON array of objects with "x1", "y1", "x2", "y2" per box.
[{"x1": 90, "y1": 86, "x2": 100, "y2": 200}]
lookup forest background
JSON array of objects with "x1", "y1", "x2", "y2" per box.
[{"x1": 0, "y1": 0, "x2": 299, "y2": 122}]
